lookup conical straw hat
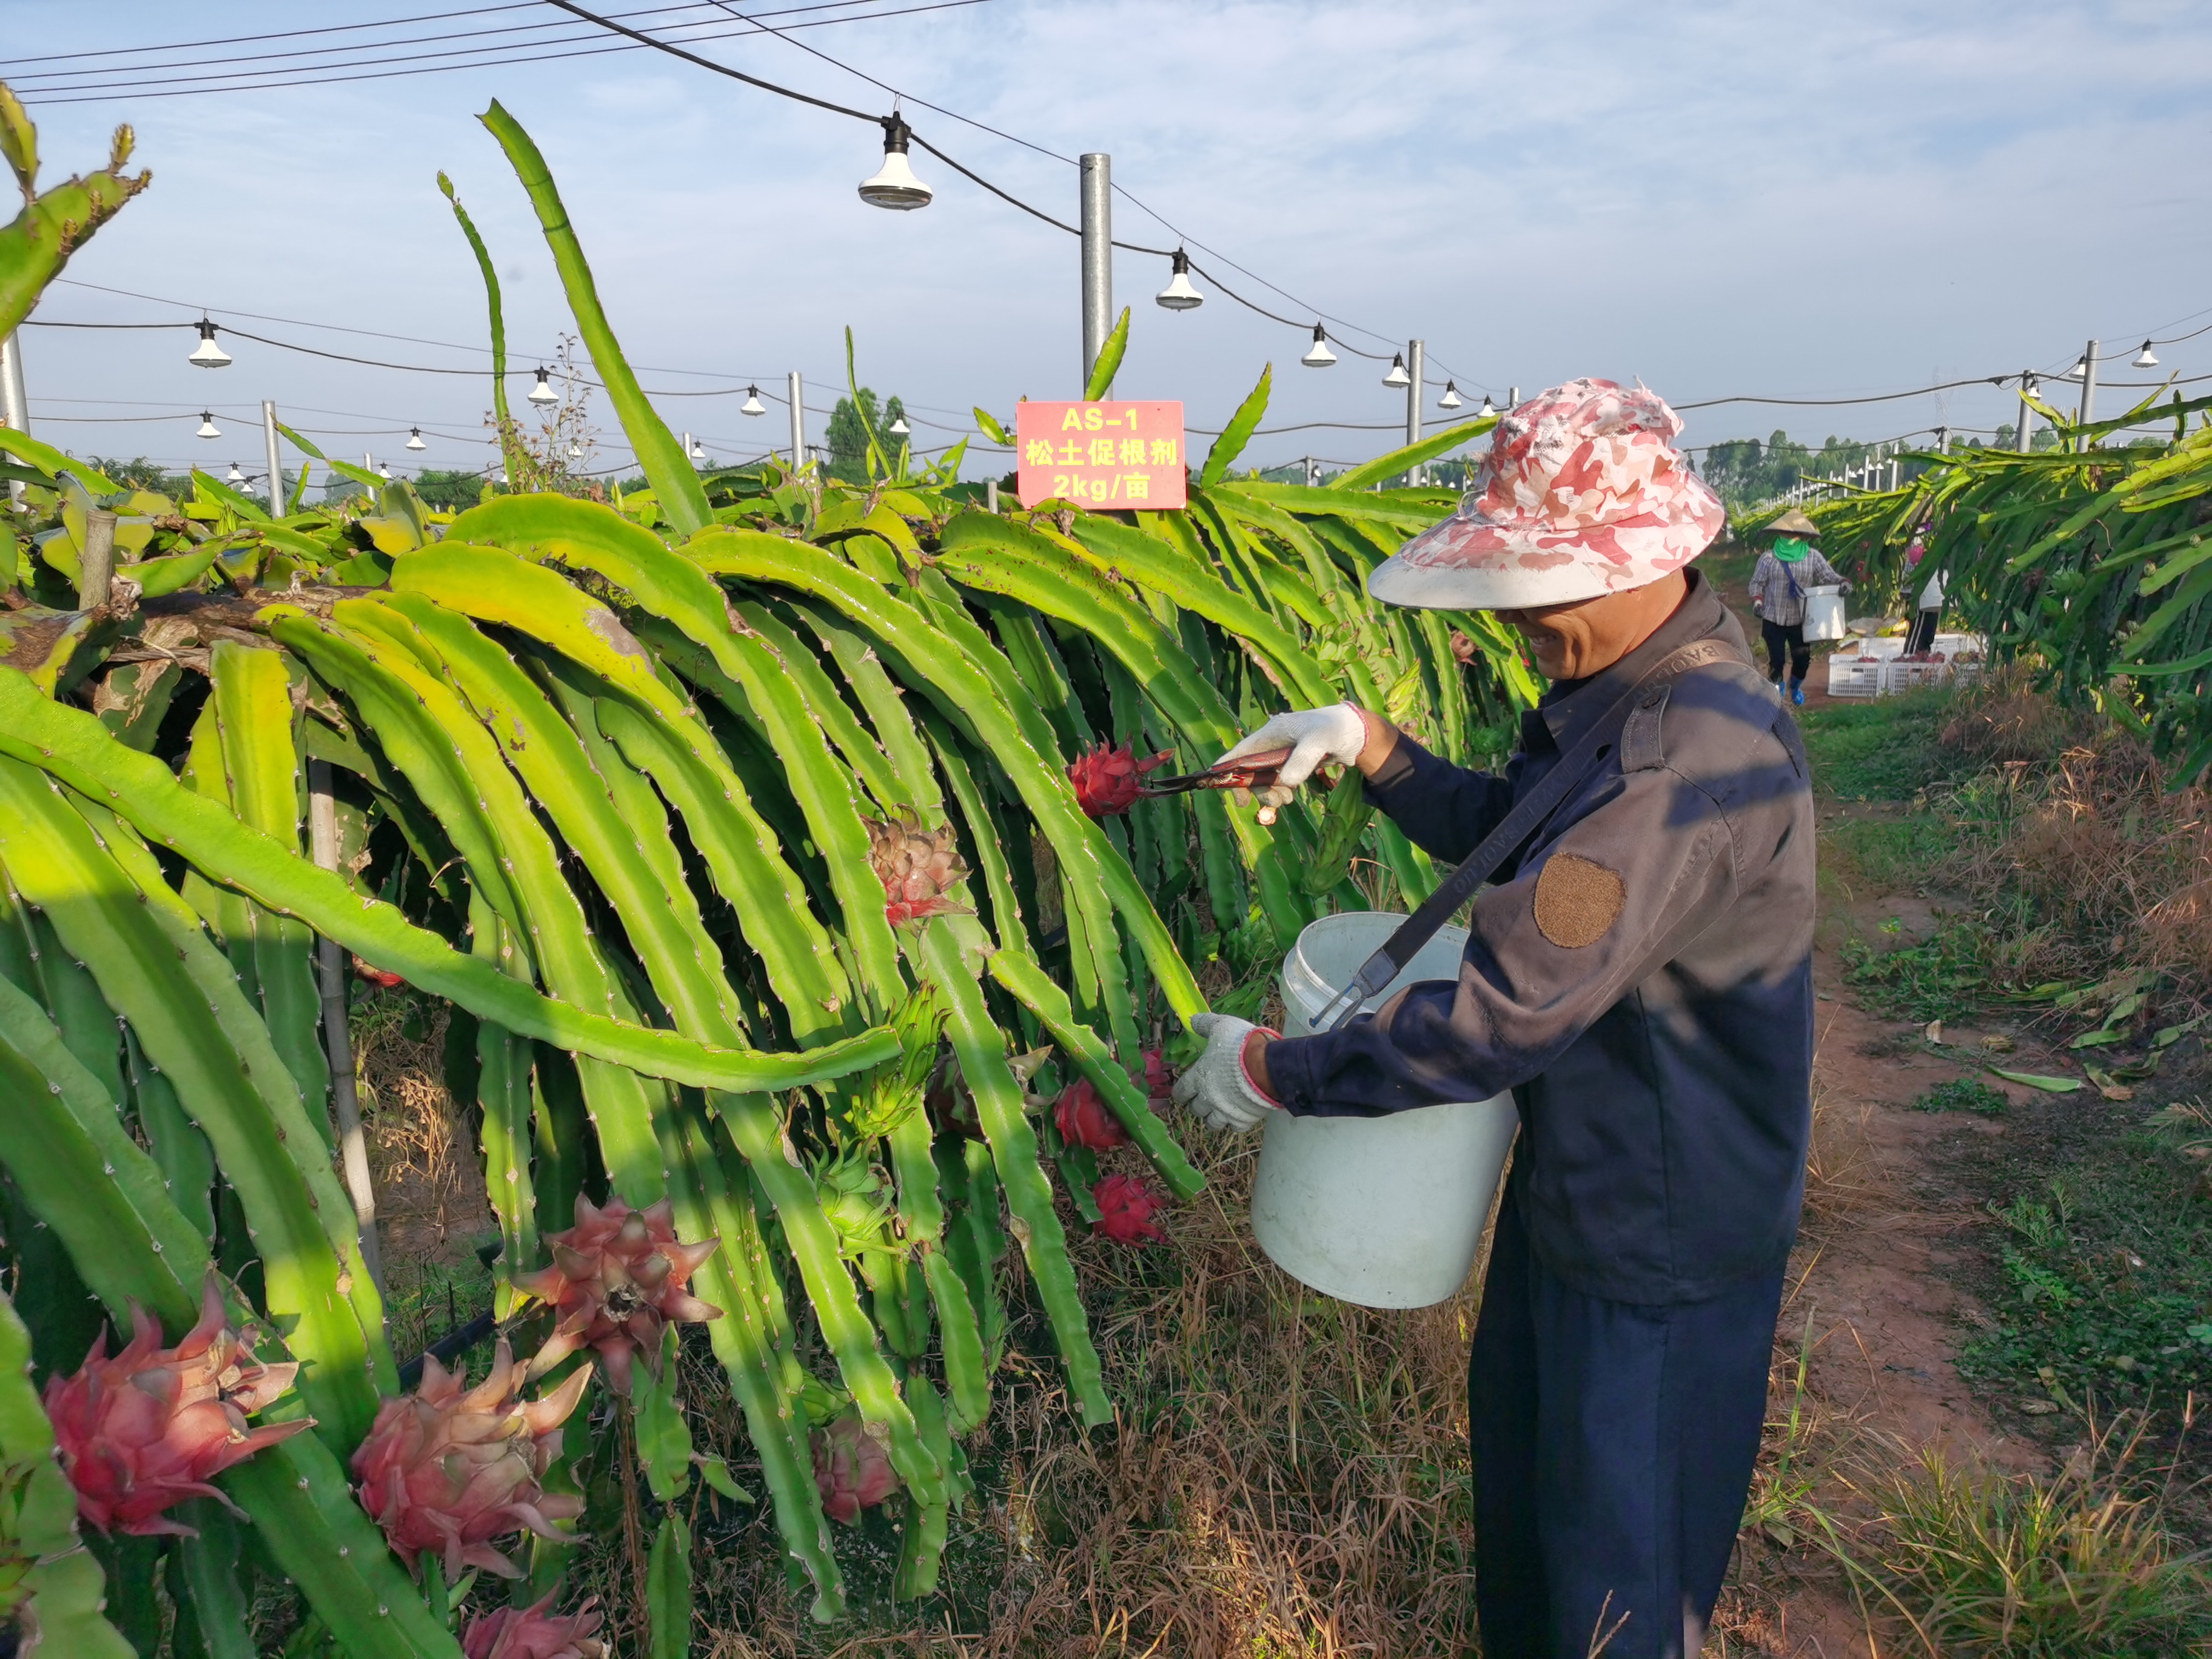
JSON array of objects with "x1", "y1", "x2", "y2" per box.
[{"x1": 1764, "y1": 508, "x2": 1821, "y2": 537}]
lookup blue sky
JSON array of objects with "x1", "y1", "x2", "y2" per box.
[{"x1": 5, "y1": 1, "x2": 2209, "y2": 482}]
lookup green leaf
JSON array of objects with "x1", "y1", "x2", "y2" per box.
[
  {"x1": 646, "y1": 1512, "x2": 694, "y2": 1659},
  {"x1": 1084, "y1": 305, "x2": 1130, "y2": 402},
  {"x1": 1335, "y1": 414, "x2": 1496, "y2": 493},
  {"x1": 478, "y1": 99, "x2": 711, "y2": 538},
  {"x1": 973, "y1": 407, "x2": 1013, "y2": 447},
  {"x1": 695, "y1": 1453, "x2": 752, "y2": 1504},
  {"x1": 631, "y1": 1329, "x2": 695, "y2": 1504},
  {"x1": 1989, "y1": 1067, "x2": 2083, "y2": 1094},
  {"x1": 1200, "y1": 365, "x2": 1271, "y2": 488}
]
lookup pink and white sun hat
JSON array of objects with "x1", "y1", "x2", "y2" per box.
[{"x1": 1370, "y1": 377, "x2": 1726, "y2": 611}]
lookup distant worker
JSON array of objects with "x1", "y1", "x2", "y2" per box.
[
  {"x1": 1747, "y1": 508, "x2": 1851, "y2": 705},
  {"x1": 1905, "y1": 525, "x2": 1944, "y2": 653}
]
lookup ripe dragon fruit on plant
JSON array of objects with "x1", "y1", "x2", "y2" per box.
[
  {"x1": 350, "y1": 1339, "x2": 590, "y2": 1578},
  {"x1": 1053, "y1": 1077, "x2": 1128, "y2": 1151},
  {"x1": 1066, "y1": 741, "x2": 1173, "y2": 817},
  {"x1": 1142, "y1": 1048, "x2": 1173, "y2": 1111},
  {"x1": 1091, "y1": 1173, "x2": 1168, "y2": 1245},
  {"x1": 514, "y1": 1195, "x2": 722, "y2": 1395},
  {"x1": 462, "y1": 1592, "x2": 606, "y2": 1659},
  {"x1": 811, "y1": 1409, "x2": 898, "y2": 1525},
  {"x1": 865, "y1": 808, "x2": 972, "y2": 927},
  {"x1": 44, "y1": 1277, "x2": 313, "y2": 1537}
]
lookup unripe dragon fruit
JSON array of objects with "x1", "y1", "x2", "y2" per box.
[
  {"x1": 1053, "y1": 1077, "x2": 1128, "y2": 1150},
  {"x1": 461, "y1": 1592, "x2": 606, "y2": 1659},
  {"x1": 1091, "y1": 1173, "x2": 1168, "y2": 1245},
  {"x1": 811, "y1": 1409, "x2": 899, "y2": 1524},
  {"x1": 865, "y1": 809, "x2": 972, "y2": 927},
  {"x1": 513, "y1": 1195, "x2": 722, "y2": 1395},
  {"x1": 350, "y1": 1340, "x2": 590, "y2": 1579},
  {"x1": 44, "y1": 1277, "x2": 313, "y2": 1537},
  {"x1": 1066, "y1": 742, "x2": 1173, "y2": 817}
]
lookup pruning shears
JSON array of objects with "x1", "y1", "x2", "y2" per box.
[{"x1": 1138, "y1": 745, "x2": 1296, "y2": 798}]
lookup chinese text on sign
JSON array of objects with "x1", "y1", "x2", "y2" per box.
[{"x1": 1015, "y1": 400, "x2": 1186, "y2": 511}]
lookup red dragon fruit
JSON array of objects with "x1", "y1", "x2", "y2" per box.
[
  {"x1": 1091, "y1": 1173, "x2": 1168, "y2": 1245},
  {"x1": 44, "y1": 1277, "x2": 313, "y2": 1537},
  {"x1": 461, "y1": 1592, "x2": 606, "y2": 1659},
  {"x1": 1066, "y1": 742, "x2": 1173, "y2": 817},
  {"x1": 1053, "y1": 1077, "x2": 1130, "y2": 1150},
  {"x1": 812, "y1": 1409, "x2": 899, "y2": 1524},
  {"x1": 351, "y1": 954, "x2": 405, "y2": 988},
  {"x1": 512, "y1": 1195, "x2": 721, "y2": 1395},
  {"x1": 350, "y1": 1340, "x2": 590, "y2": 1579},
  {"x1": 864, "y1": 809, "x2": 972, "y2": 927},
  {"x1": 1142, "y1": 1048, "x2": 1173, "y2": 1110}
]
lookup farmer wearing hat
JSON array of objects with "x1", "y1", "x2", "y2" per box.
[
  {"x1": 1748, "y1": 508, "x2": 1852, "y2": 705},
  {"x1": 1175, "y1": 381, "x2": 1814, "y2": 1659}
]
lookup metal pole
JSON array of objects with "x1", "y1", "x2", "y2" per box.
[
  {"x1": 2076, "y1": 338, "x2": 2099, "y2": 443},
  {"x1": 1, "y1": 331, "x2": 27, "y2": 511},
  {"x1": 309, "y1": 759, "x2": 385, "y2": 1295},
  {"x1": 788, "y1": 372, "x2": 805, "y2": 469},
  {"x1": 985, "y1": 478, "x2": 998, "y2": 513},
  {"x1": 1404, "y1": 339, "x2": 1423, "y2": 484},
  {"x1": 1079, "y1": 152, "x2": 1112, "y2": 393},
  {"x1": 2016, "y1": 374, "x2": 2035, "y2": 452},
  {"x1": 262, "y1": 400, "x2": 286, "y2": 515}
]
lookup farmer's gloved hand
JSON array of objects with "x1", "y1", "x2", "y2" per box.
[
  {"x1": 1171, "y1": 1013, "x2": 1281, "y2": 1133},
  {"x1": 1216, "y1": 702, "x2": 1369, "y2": 808}
]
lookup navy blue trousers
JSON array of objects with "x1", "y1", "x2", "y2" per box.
[{"x1": 1469, "y1": 1199, "x2": 1783, "y2": 1659}]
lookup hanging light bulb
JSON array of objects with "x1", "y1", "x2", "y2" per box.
[
  {"x1": 226, "y1": 463, "x2": 244, "y2": 483},
  {"x1": 1477, "y1": 395, "x2": 1496, "y2": 420},
  {"x1": 2063, "y1": 355, "x2": 2086, "y2": 381},
  {"x1": 406, "y1": 426, "x2": 427, "y2": 451},
  {"x1": 858, "y1": 114, "x2": 933, "y2": 210},
  {"x1": 2023, "y1": 372, "x2": 2040, "y2": 397},
  {"x1": 1381, "y1": 353, "x2": 1411, "y2": 389},
  {"x1": 1301, "y1": 324, "x2": 1337, "y2": 367},
  {"x1": 1155, "y1": 248, "x2": 1204, "y2": 311},
  {"x1": 2134, "y1": 339, "x2": 2160, "y2": 369},
  {"x1": 528, "y1": 366, "x2": 558, "y2": 404},
  {"x1": 566, "y1": 440, "x2": 583, "y2": 458},
  {"x1": 187, "y1": 318, "x2": 232, "y2": 369},
  {"x1": 689, "y1": 437, "x2": 707, "y2": 461},
  {"x1": 888, "y1": 414, "x2": 910, "y2": 437},
  {"x1": 742, "y1": 386, "x2": 766, "y2": 417},
  {"x1": 377, "y1": 460, "x2": 391, "y2": 480},
  {"x1": 1437, "y1": 380, "x2": 1463, "y2": 409},
  {"x1": 196, "y1": 411, "x2": 221, "y2": 439}
]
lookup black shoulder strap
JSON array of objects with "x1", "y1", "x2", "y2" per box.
[{"x1": 1312, "y1": 635, "x2": 1755, "y2": 1032}]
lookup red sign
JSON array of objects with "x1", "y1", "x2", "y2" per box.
[{"x1": 1015, "y1": 400, "x2": 1186, "y2": 510}]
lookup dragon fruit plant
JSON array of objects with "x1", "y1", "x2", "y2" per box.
[{"x1": 0, "y1": 82, "x2": 1525, "y2": 1635}]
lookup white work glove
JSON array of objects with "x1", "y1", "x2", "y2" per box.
[
  {"x1": 1216, "y1": 702, "x2": 1367, "y2": 808},
  {"x1": 1170, "y1": 1013, "x2": 1282, "y2": 1133}
]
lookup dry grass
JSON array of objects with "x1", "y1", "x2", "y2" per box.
[
  {"x1": 1937, "y1": 669, "x2": 2212, "y2": 994},
  {"x1": 642, "y1": 1125, "x2": 1486, "y2": 1658}
]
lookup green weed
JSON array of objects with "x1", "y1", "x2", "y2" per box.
[
  {"x1": 1800, "y1": 689, "x2": 1962, "y2": 800},
  {"x1": 1959, "y1": 1156, "x2": 2212, "y2": 1408},
  {"x1": 1840, "y1": 1440, "x2": 2212, "y2": 1658},
  {"x1": 1844, "y1": 923, "x2": 1991, "y2": 1023},
  {"x1": 1914, "y1": 1078, "x2": 2009, "y2": 1117}
]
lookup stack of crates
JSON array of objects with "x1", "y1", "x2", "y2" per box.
[
  {"x1": 1825, "y1": 635, "x2": 1903, "y2": 699},
  {"x1": 1877, "y1": 633, "x2": 1988, "y2": 695}
]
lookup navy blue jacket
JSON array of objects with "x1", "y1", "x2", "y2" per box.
[{"x1": 1266, "y1": 573, "x2": 1815, "y2": 1304}]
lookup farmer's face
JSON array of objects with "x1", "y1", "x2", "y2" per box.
[{"x1": 1496, "y1": 570, "x2": 1691, "y2": 681}]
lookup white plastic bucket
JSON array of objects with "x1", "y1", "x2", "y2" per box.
[
  {"x1": 1252, "y1": 912, "x2": 1519, "y2": 1309},
  {"x1": 1802, "y1": 584, "x2": 1847, "y2": 642}
]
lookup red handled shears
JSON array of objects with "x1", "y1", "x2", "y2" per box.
[{"x1": 1137, "y1": 745, "x2": 1296, "y2": 797}]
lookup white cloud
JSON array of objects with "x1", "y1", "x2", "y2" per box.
[{"x1": 8, "y1": 0, "x2": 2210, "y2": 474}]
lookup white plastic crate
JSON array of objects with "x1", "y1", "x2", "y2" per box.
[
  {"x1": 1879, "y1": 657, "x2": 1952, "y2": 695},
  {"x1": 1837, "y1": 634, "x2": 1906, "y2": 660},
  {"x1": 1826, "y1": 653, "x2": 1888, "y2": 698}
]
